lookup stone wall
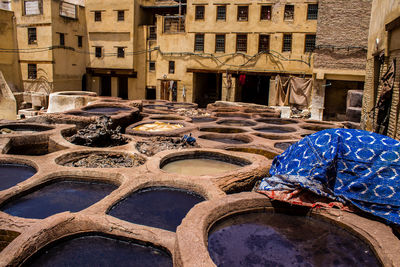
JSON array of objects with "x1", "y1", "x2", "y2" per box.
[{"x1": 314, "y1": 0, "x2": 371, "y2": 71}]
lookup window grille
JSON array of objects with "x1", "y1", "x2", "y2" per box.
[
  {"x1": 236, "y1": 34, "x2": 247, "y2": 53},
  {"x1": 94, "y1": 11, "x2": 101, "y2": 21},
  {"x1": 305, "y1": 34, "x2": 316, "y2": 52},
  {"x1": 215, "y1": 34, "x2": 225, "y2": 53},
  {"x1": 95, "y1": 47, "x2": 102, "y2": 58},
  {"x1": 28, "y1": 64, "x2": 37, "y2": 79},
  {"x1": 283, "y1": 34, "x2": 292, "y2": 52},
  {"x1": 259, "y1": 34, "x2": 270, "y2": 53},
  {"x1": 216, "y1": 6, "x2": 226, "y2": 21},
  {"x1": 28, "y1": 28, "x2": 36, "y2": 44},
  {"x1": 149, "y1": 61, "x2": 155, "y2": 71},
  {"x1": 307, "y1": 4, "x2": 318, "y2": 20},
  {"x1": 163, "y1": 16, "x2": 185, "y2": 33},
  {"x1": 117, "y1": 47, "x2": 125, "y2": 58},
  {"x1": 149, "y1": 26, "x2": 157, "y2": 40},
  {"x1": 117, "y1": 10, "x2": 124, "y2": 21},
  {"x1": 195, "y1": 6, "x2": 204, "y2": 20},
  {"x1": 194, "y1": 33, "x2": 204, "y2": 52},
  {"x1": 169, "y1": 61, "x2": 175, "y2": 74}
]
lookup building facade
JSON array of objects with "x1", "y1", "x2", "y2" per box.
[{"x1": 361, "y1": 0, "x2": 400, "y2": 138}]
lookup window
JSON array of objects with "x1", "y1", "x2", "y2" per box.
[
  {"x1": 169, "y1": 61, "x2": 175, "y2": 74},
  {"x1": 259, "y1": 34, "x2": 270, "y2": 53},
  {"x1": 260, "y1": 6, "x2": 271, "y2": 20},
  {"x1": 307, "y1": 4, "x2": 318, "y2": 20},
  {"x1": 284, "y1": 5, "x2": 294, "y2": 20},
  {"x1": 195, "y1": 5, "x2": 204, "y2": 20},
  {"x1": 28, "y1": 27, "x2": 37, "y2": 44},
  {"x1": 94, "y1": 11, "x2": 101, "y2": 21},
  {"x1": 149, "y1": 26, "x2": 156, "y2": 40},
  {"x1": 95, "y1": 47, "x2": 102, "y2": 58},
  {"x1": 237, "y1": 6, "x2": 248, "y2": 21},
  {"x1": 77, "y1": 35, "x2": 82, "y2": 48},
  {"x1": 28, "y1": 64, "x2": 37, "y2": 79},
  {"x1": 117, "y1": 10, "x2": 124, "y2": 21},
  {"x1": 305, "y1": 34, "x2": 316, "y2": 52},
  {"x1": 236, "y1": 34, "x2": 247, "y2": 53},
  {"x1": 194, "y1": 33, "x2": 204, "y2": 52},
  {"x1": 60, "y1": 1, "x2": 76, "y2": 19},
  {"x1": 149, "y1": 61, "x2": 155, "y2": 71},
  {"x1": 282, "y1": 34, "x2": 292, "y2": 52},
  {"x1": 24, "y1": 0, "x2": 42, "y2": 15},
  {"x1": 215, "y1": 34, "x2": 225, "y2": 53},
  {"x1": 117, "y1": 47, "x2": 125, "y2": 58},
  {"x1": 216, "y1": 6, "x2": 226, "y2": 21},
  {"x1": 59, "y1": 33, "x2": 65, "y2": 46}
]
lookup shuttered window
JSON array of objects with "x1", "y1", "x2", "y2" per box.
[
  {"x1": 24, "y1": 0, "x2": 42, "y2": 15},
  {"x1": 60, "y1": 1, "x2": 76, "y2": 19}
]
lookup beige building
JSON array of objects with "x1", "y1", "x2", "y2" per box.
[
  {"x1": 143, "y1": 0, "x2": 317, "y2": 107},
  {"x1": 361, "y1": 0, "x2": 400, "y2": 138}
]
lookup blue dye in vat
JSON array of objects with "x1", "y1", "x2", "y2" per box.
[
  {"x1": 0, "y1": 163, "x2": 36, "y2": 191},
  {"x1": 108, "y1": 187, "x2": 204, "y2": 232},
  {"x1": 84, "y1": 107, "x2": 130, "y2": 114},
  {"x1": 208, "y1": 212, "x2": 380, "y2": 267},
  {"x1": 23, "y1": 235, "x2": 172, "y2": 267},
  {"x1": 1, "y1": 180, "x2": 117, "y2": 219}
]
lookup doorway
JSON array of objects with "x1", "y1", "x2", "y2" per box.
[
  {"x1": 100, "y1": 76, "x2": 111, "y2": 96},
  {"x1": 193, "y1": 73, "x2": 222, "y2": 108},
  {"x1": 118, "y1": 77, "x2": 128, "y2": 99},
  {"x1": 237, "y1": 74, "x2": 270, "y2": 105}
]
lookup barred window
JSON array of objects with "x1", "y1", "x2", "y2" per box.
[
  {"x1": 149, "y1": 26, "x2": 157, "y2": 40},
  {"x1": 284, "y1": 5, "x2": 294, "y2": 20},
  {"x1": 236, "y1": 34, "x2": 247, "y2": 53},
  {"x1": 28, "y1": 64, "x2": 37, "y2": 79},
  {"x1": 149, "y1": 61, "x2": 155, "y2": 71},
  {"x1": 94, "y1": 11, "x2": 101, "y2": 21},
  {"x1": 59, "y1": 33, "x2": 65, "y2": 46},
  {"x1": 259, "y1": 34, "x2": 270, "y2": 53},
  {"x1": 237, "y1": 6, "x2": 248, "y2": 21},
  {"x1": 305, "y1": 34, "x2": 316, "y2": 52},
  {"x1": 215, "y1": 34, "x2": 225, "y2": 53},
  {"x1": 169, "y1": 61, "x2": 175, "y2": 74},
  {"x1": 117, "y1": 10, "x2": 124, "y2": 21},
  {"x1": 216, "y1": 6, "x2": 226, "y2": 21},
  {"x1": 260, "y1": 6, "x2": 271, "y2": 20},
  {"x1": 77, "y1": 35, "x2": 82, "y2": 48},
  {"x1": 28, "y1": 27, "x2": 37, "y2": 44},
  {"x1": 195, "y1": 6, "x2": 204, "y2": 20},
  {"x1": 194, "y1": 33, "x2": 204, "y2": 52},
  {"x1": 307, "y1": 4, "x2": 318, "y2": 20},
  {"x1": 95, "y1": 46, "x2": 102, "y2": 58},
  {"x1": 117, "y1": 47, "x2": 125, "y2": 58},
  {"x1": 282, "y1": 34, "x2": 292, "y2": 52}
]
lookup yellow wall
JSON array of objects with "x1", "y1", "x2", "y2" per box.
[{"x1": 0, "y1": 9, "x2": 22, "y2": 91}]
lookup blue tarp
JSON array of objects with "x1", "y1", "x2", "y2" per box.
[{"x1": 257, "y1": 128, "x2": 400, "y2": 225}]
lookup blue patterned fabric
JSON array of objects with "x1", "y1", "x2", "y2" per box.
[{"x1": 258, "y1": 128, "x2": 400, "y2": 225}]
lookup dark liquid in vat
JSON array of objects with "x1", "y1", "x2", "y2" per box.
[
  {"x1": 85, "y1": 107, "x2": 130, "y2": 114},
  {"x1": 208, "y1": 212, "x2": 380, "y2": 267},
  {"x1": 0, "y1": 163, "x2": 36, "y2": 191},
  {"x1": 23, "y1": 235, "x2": 172, "y2": 267},
  {"x1": 256, "y1": 128, "x2": 294, "y2": 133},
  {"x1": 1, "y1": 180, "x2": 116, "y2": 219},
  {"x1": 108, "y1": 187, "x2": 204, "y2": 231}
]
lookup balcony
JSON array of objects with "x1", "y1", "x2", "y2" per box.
[{"x1": 163, "y1": 16, "x2": 185, "y2": 33}]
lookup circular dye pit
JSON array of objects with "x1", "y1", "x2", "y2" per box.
[
  {"x1": 275, "y1": 142, "x2": 296, "y2": 151},
  {"x1": 301, "y1": 124, "x2": 336, "y2": 132},
  {"x1": 200, "y1": 127, "x2": 246, "y2": 134},
  {"x1": 199, "y1": 135, "x2": 250, "y2": 145},
  {"x1": 162, "y1": 159, "x2": 242, "y2": 176},
  {"x1": 190, "y1": 117, "x2": 216, "y2": 123},
  {"x1": 0, "y1": 163, "x2": 36, "y2": 191},
  {"x1": 254, "y1": 126, "x2": 296, "y2": 134},
  {"x1": 23, "y1": 235, "x2": 172, "y2": 267},
  {"x1": 208, "y1": 212, "x2": 380, "y2": 267},
  {"x1": 217, "y1": 120, "x2": 256, "y2": 127},
  {"x1": 132, "y1": 121, "x2": 184, "y2": 132},
  {"x1": 256, "y1": 118, "x2": 298, "y2": 125},
  {"x1": 1, "y1": 180, "x2": 117, "y2": 219},
  {"x1": 83, "y1": 106, "x2": 131, "y2": 114},
  {"x1": 58, "y1": 152, "x2": 146, "y2": 168},
  {"x1": 0, "y1": 124, "x2": 53, "y2": 135},
  {"x1": 225, "y1": 148, "x2": 279, "y2": 160},
  {"x1": 108, "y1": 187, "x2": 204, "y2": 231}
]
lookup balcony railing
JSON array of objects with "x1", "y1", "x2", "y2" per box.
[{"x1": 163, "y1": 16, "x2": 185, "y2": 33}]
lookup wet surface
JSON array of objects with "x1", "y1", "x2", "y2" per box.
[
  {"x1": 23, "y1": 235, "x2": 172, "y2": 267},
  {"x1": 275, "y1": 142, "x2": 296, "y2": 151},
  {"x1": 200, "y1": 127, "x2": 246, "y2": 134},
  {"x1": 217, "y1": 120, "x2": 256, "y2": 127},
  {"x1": 0, "y1": 229, "x2": 20, "y2": 252},
  {"x1": 63, "y1": 153, "x2": 146, "y2": 168},
  {"x1": 256, "y1": 118, "x2": 298, "y2": 125},
  {"x1": 0, "y1": 125, "x2": 52, "y2": 134},
  {"x1": 132, "y1": 122, "x2": 183, "y2": 132},
  {"x1": 0, "y1": 163, "x2": 36, "y2": 191},
  {"x1": 208, "y1": 212, "x2": 380, "y2": 267},
  {"x1": 255, "y1": 127, "x2": 296, "y2": 133},
  {"x1": 199, "y1": 137, "x2": 248, "y2": 144},
  {"x1": 162, "y1": 159, "x2": 242, "y2": 176},
  {"x1": 1, "y1": 180, "x2": 117, "y2": 219},
  {"x1": 84, "y1": 107, "x2": 130, "y2": 114},
  {"x1": 108, "y1": 187, "x2": 204, "y2": 231},
  {"x1": 190, "y1": 117, "x2": 216, "y2": 123},
  {"x1": 136, "y1": 136, "x2": 198, "y2": 157}
]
